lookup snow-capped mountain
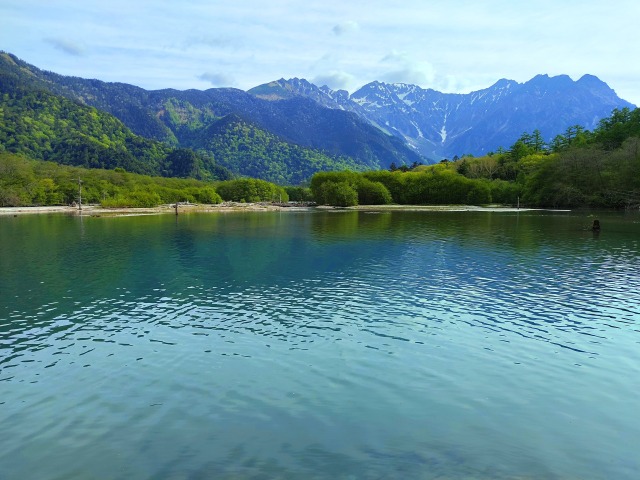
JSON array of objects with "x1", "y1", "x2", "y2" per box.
[{"x1": 249, "y1": 75, "x2": 635, "y2": 160}]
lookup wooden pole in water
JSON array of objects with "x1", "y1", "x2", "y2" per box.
[
  {"x1": 175, "y1": 202, "x2": 179, "y2": 216},
  {"x1": 517, "y1": 196, "x2": 520, "y2": 210},
  {"x1": 78, "y1": 177, "x2": 82, "y2": 211}
]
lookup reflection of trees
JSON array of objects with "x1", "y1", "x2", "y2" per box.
[{"x1": 2, "y1": 210, "x2": 638, "y2": 332}]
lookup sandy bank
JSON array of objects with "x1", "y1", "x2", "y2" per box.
[
  {"x1": 0, "y1": 203, "x2": 557, "y2": 217},
  {"x1": 0, "y1": 202, "x2": 314, "y2": 217},
  {"x1": 349, "y1": 204, "x2": 551, "y2": 212}
]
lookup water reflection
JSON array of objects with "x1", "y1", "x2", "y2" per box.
[
  {"x1": 2, "y1": 211, "x2": 640, "y2": 364},
  {"x1": 1, "y1": 210, "x2": 640, "y2": 479}
]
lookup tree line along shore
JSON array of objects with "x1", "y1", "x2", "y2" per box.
[{"x1": 1, "y1": 107, "x2": 639, "y2": 210}]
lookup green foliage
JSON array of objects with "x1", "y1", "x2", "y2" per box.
[
  {"x1": 1, "y1": 52, "x2": 426, "y2": 183},
  {"x1": 186, "y1": 115, "x2": 363, "y2": 185},
  {"x1": 485, "y1": 179, "x2": 523, "y2": 205},
  {"x1": 215, "y1": 178, "x2": 289, "y2": 203},
  {"x1": 3, "y1": 51, "x2": 639, "y2": 211},
  {"x1": 509, "y1": 130, "x2": 547, "y2": 161},
  {"x1": 445, "y1": 106, "x2": 640, "y2": 208},
  {"x1": 314, "y1": 181, "x2": 359, "y2": 207},
  {"x1": 311, "y1": 168, "x2": 491, "y2": 206},
  {"x1": 550, "y1": 125, "x2": 592, "y2": 152},
  {"x1": 521, "y1": 139, "x2": 640, "y2": 208},
  {"x1": 189, "y1": 187, "x2": 222, "y2": 204},
  {"x1": 362, "y1": 170, "x2": 406, "y2": 201},
  {"x1": 0, "y1": 84, "x2": 164, "y2": 173},
  {"x1": 309, "y1": 171, "x2": 390, "y2": 205},
  {"x1": 309, "y1": 171, "x2": 360, "y2": 194},
  {"x1": 515, "y1": 107, "x2": 640, "y2": 207},
  {"x1": 165, "y1": 148, "x2": 201, "y2": 178},
  {"x1": 355, "y1": 178, "x2": 392, "y2": 205},
  {"x1": 0, "y1": 152, "x2": 224, "y2": 207},
  {"x1": 389, "y1": 160, "x2": 424, "y2": 172},
  {"x1": 0, "y1": 79, "x2": 232, "y2": 181},
  {"x1": 161, "y1": 98, "x2": 218, "y2": 132},
  {"x1": 592, "y1": 108, "x2": 640, "y2": 151},
  {"x1": 399, "y1": 171, "x2": 491, "y2": 205},
  {"x1": 284, "y1": 186, "x2": 313, "y2": 202},
  {"x1": 101, "y1": 190, "x2": 162, "y2": 208}
]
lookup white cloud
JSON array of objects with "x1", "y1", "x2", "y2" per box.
[
  {"x1": 1, "y1": 1, "x2": 637, "y2": 104},
  {"x1": 332, "y1": 21, "x2": 359, "y2": 36},
  {"x1": 45, "y1": 37, "x2": 84, "y2": 56},
  {"x1": 180, "y1": 35, "x2": 242, "y2": 51},
  {"x1": 379, "y1": 50, "x2": 435, "y2": 86},
  {"x1": 312, "y1": 71, "x2": 355, "y2": 90},
  {"x1": 198, "y1": 72, "x2": 235, "y2": 87},
  {"x1": 380, "y1": 50, "x2": 406, "y2": 63}
]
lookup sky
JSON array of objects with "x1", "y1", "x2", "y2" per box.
[{"x1": 2, "y1": 0, "x2": 639, "y2": 105}]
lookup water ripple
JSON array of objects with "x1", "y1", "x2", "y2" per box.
[{"x1": 2, "y1": 211, "x2": 640, "y2": 479}]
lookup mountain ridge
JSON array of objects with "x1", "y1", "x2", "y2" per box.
[
  {"x1": 249, "y1": 74, "x2": 635, "y2": 159},
  {"x1": 1, "y1": 51, "x2": 635, "y2": 174},
  {"x1": 0, "y1": 52, "x2": 422, "y2": 178}
]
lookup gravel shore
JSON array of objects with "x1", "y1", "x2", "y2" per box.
[
  {"x1": 0, "y1": 203, "x2": 547, "y2": 217},
  {"x1": 0, "y1": 202, "x2": 316, "y2": 217}
]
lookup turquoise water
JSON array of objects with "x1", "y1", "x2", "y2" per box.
[{"x1": 1, "y1": 210, "x2": 639, "y2": 479}]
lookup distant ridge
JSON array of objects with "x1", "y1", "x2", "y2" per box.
[
  {"x1": 249, "y1": 75, "x2": 635, "y2": 159},
  {"x1": 0, "y1": 51, "x2": 635, "y2": 171}
]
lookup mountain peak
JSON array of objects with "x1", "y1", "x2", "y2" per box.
[
  {"x1": 492, "y1": 78, "x2": 517, "y2": 88},
  {"x1": 577, "y1": 74, "x2": 609, "y2": 89},
  {"x1": 247, "y1": 80, "x2": 295, "y2": 100},
  {"x1": 526, "y1": 73, "x2": 574, "y2": 88},
  {"x1": 248, "y1": 77, "x2": 324, "y2": 101}
]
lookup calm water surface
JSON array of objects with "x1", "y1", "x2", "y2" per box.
[{"x1": 1, "y1": 210, "x2": 639, "y2": 479}]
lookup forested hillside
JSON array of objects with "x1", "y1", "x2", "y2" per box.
[
  {"x1": 0, "y1": 52, "x2": 422, "y2": 182},
  {"x1": 0, "y1": 75, "x2": 232, "y2": 181},
  {"x1": 182, "y1": 114, "x2": 366, "y2": 185},
  {"x1": 0, "y1": 152, "x2": 292, "y2": 207},
  {"x1": 1, "y1": 51, "x2": 637, "y2": 208},
  {"x1": 310, "y1": 108, "x2": 640, "y2": 209}
]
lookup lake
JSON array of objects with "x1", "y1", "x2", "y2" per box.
[{"x1": 1, "y1": 209, "x2": 639, "y2": 479}]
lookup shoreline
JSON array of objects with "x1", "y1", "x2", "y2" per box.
[
  {"x1": 348, "y1": 204, "x2": 557, "y2": 213},
  {"x1": 0, "y1": 203, "x2": 558, "y2": 217},
  {"x1": 0, "y1": 202, "x2": 313, "y2": 217}
]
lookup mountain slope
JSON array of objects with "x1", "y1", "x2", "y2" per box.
[
  {"x1": 250, "y1": 75, "x2": 635, "y2": 159},
  {"x1": 0, "y1": 53, "x2": 422, "y2": 176},
  {"x1": 184, "y1": 114, "x2": 368, "y2": 184},
  {"x1": 0, "y1": 70, "x2": 232, "y2": 180}
]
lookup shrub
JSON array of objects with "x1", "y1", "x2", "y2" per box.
[
  {"x1": 216, "y1": 178, "x2": 288, "y2": 203},
  {"x1": 315, "y1": 181, "x2": 358, "y2": 206},
  {"x1": 356, "y1": 179, "x2": 392, "y2": 205},
  {"x1": 191, "y1": 187, "x2": 222, "y2": 204},
  {"x1": 101, "y1": 190, "x2": 162, "y2": 208},
  {"x1": 284, "y1": 186, "x2": 313, "y2": 202}
]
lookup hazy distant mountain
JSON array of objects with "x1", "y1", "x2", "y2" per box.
[{"x1": 250, "y1": 75, "x2": 635, "y2": 159}]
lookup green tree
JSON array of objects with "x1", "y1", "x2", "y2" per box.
[
  {"x1": 315, "y1": 181, "x2": 358, "y2": 206},
  {"x1": 356, "y1": 179, "x2": 392, "y2": 205},
  {"x1": 165, "y1": 148, "x2": 201, "y2": 178},
  {"x1": 216, "y1": 178, "x2": 288, "y2": 203}
]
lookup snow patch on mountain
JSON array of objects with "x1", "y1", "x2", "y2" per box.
[
  {"x1": 410, "y1": 121, "x2": 423, "y2": 138},
  {"x1": 248, "y1": 74, "x2": 635, "y2": 161},
  {"x1": 439, "y1": 125, "x2": 447, "y2": 143}
]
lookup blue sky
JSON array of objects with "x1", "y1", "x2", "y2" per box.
[{"x1": 2, "y1": 0, "x2": 639, "y2": 105}]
